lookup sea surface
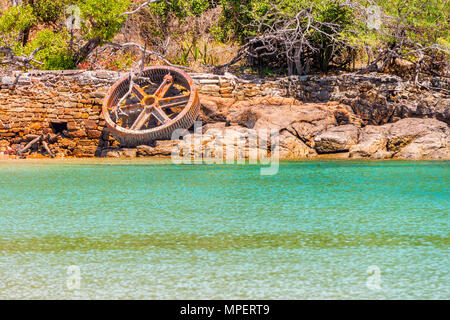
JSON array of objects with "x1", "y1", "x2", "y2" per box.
[{"x1": 0, "y1": 159, "x2": 448, "y2": 299}]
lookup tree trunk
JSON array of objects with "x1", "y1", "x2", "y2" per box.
[
  {"x1": 294, "y1": 44, "x2": 304, "y2": 75},
  {"x1": 74, "y1": 37, "x2": 102, "y2": 66},
  {"x1": 20, "y1": 27, "x2": 31, "y2": 47}
]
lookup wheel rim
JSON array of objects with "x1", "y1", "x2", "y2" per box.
[{"x1": 102, "y1": 66, "x2": 200, "y2": 146}]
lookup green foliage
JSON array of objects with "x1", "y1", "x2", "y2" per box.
[
  {"x1": 148, "y1": 0, "x2": 211, "y2": 21},
  {"x1": 78, "y1": 0, "x2": 130, "y2": 41},
  {"x1": 108, "y1": 51, "x2": 135, "y2": 71},
  {"x1": 1, "y1": 0, "x2": 132, "y2": 69},
  {"x1": 25, "y1": 29, "x2": 74, "y2": 70},
  {"x1": 1, "y1": 0, "x2": 447, "y2": 74},
  {"x1": 376, "y1": 0, "x2": 449, "y2": 46},
  {"x1": 217, "y1": 0, "x2": 356, "y2": 72},
  {"x1": 217, "y1": 0, "x2": 448, "y2": 74},
  {"x1": 0, "y1": 4, "x2": 36, "y2": 47},
  {"x1": 0, "y1": 4, "x2": 36, "y2": 33},
  {"x1": 174, "y1": 39, "x2": 219, "y2": 66},
  {"x1": 189, "y1": 0, "x2": 211, "y2": 15},
  {"x1": 31, "y1": 0, "x2": 67, "y2": 23}
]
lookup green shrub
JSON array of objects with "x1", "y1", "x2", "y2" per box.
[
  {"x1": 0, "y1": 4, "x2": 36, "y2": 47},
  {"x1": 32, "y1": 0, "x2": 67, "y2": 23},
  {"x1": 148, "y1": 0, "x2": 211, "y2": 21},
  {"x1": 25, "y1": 29, "x2": 75, "y2": 70},
  {"x1": 78, "y1": 0, "x2": 130, "y2": 41}
]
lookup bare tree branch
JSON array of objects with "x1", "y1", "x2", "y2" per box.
[
  {"x1": 119, "y1": 0, "x2": 163, "y2": 17},
  {"x1": 0, "y1": 46, "x2": 43, "y2": 68},
  {"x1": 102, "y1": 41, "x2": 197, "y2": 71}
]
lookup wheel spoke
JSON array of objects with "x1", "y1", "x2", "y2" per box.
[
  {"x1": 132, "y1": 84, "x2": 147, "y2": 101},
  {"x1": 159, "y1": 93, "x2": 190, "y2": 109},
  {"x1": 159, "y1": 93, "x2": 190, "y2": 103},
  {"x1": 154, "y1": 74, "x2": 173, "y2": 99},
  {"x1": 160, "y1": 100, "x2": 189, "y2": 109},
  {"x1": 151, "y1": 106, "x2": 170, "y2": 124},
  {"x1": 118, "y1": 102, "x2": 142, "y2": 111},
  {"x1": 130, "y1": 108, "x2": 152, "y2": 130}
]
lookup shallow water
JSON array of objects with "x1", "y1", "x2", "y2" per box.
[{"x1": 0, "y1": 159, "x2": 448, "y2": 299}]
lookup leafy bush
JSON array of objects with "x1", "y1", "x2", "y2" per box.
[
  {"x1": 0, "y1": 4, "x2": 36, "y2": 48},
  {"x1": 0, "y1": 0, "x2": 132, "y2": 69},
  {"x1": 32, "y1": 0, "x2": 67, "y2": 23},
  {"x1": 217, "y1": 0, "x2": 355, "y2": 73},
  {"x1": 24, "y1": 29, "x2": 74, "y2": 70},
  {"x1": 147, "y1": 0, "x2": 212, "y2": 20},
  {"x1": 0, "y1": 0, "x2": 447, "y2": 77},
  {"x1": 78, "y1": 0, "x2": 130, "y2": 41},
  {"x1": 215, "y1": 0, "x2": 448, "y2": 75}
]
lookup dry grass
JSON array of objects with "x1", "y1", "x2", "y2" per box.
[{"x1": 114, "y1": 6, "x2": 241, "y2": 72}]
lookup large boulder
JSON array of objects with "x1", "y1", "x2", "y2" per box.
[
  {"x1": 198, "y1": 95, "x2": 240, "y2": 123},
  {"x1": 348, "y1": 125, "x2": 388, "y2": 158},
  {"x1": 136, "y1": 140, "x2": 180, "y2": 157},
  {"x1": 388, "y1": 118, "x2": 449, "y2": 159},
  {"x1": 225, "y1": 97, "x2": 361, "y2": 147},
  {"x1": 399, "y1": 95, "x2": 450, "y2": 125},
  {"x1": 274, "y1": 130, "x2": 316, "y2": 159},
  {"x1": 314, "y1": 124, "x2": 360, "y2": 153},
  {"x1": 350, "y1": 118, "x2": 449, "y2": 159}
]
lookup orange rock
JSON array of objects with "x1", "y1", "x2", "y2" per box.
[
  {"x1": 87, "y1": 130, "x2": 101, "y2": 139},
  {"x1": 29, "y1": 122, "x2": 41, "y2": 130},
  {"x1": 68, "y1": 130, "x2": 86, "y2": 138},
  {"x1": 67, "y1": 122, "x2": 77, "y2": 130}
]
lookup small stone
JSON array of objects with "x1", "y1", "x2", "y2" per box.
[
  {"x1": 200, "y1": 84, "x2": 220, "y2": 92},
  {"x1": 68, "y1": 129, "x2": 86, "y2": 138},
  {"x1": 1, "y1": 77, "x2": 15, "y2": 85},
  {"x1": 121, "y1": 148, "x2": 137, "y2": 157},
  {"x1": 17, "y1": 76, "x2": 31, "y2": 85},
  {"x1": 136, "y1": 145, "x2": 154, "y2": 157},
  {"x1": 219, "y1": 87, "x2": 233, "y2": 94},
  {"x1": 84, "y1": 120, "x2": 97, "y2": 129},
  {"x1": 199, "y1": 79, "x2": 220, "y2": 84},
  {"x1": 101, "y1": 149, "x2": 119, "y2": 157},
  {"x1": 59, "y1": 138, "x2": 76, "y2": 149},
  {"x1": 29, "y1": 122, "x2": 42, "y2": 130},
  {"x1": 87, "y1": 130, "x2": 101, "y2": 139},
  {"x1": 67, "y1": 122, "x2": 78, "y2": 130}
]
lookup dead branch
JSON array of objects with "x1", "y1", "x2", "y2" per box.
[
  {"x1": 0, "y1": 46, "x2": 43, "y2": 68},
  {"x1": 119, "y1": 0, "x2": 164, "y2": 17},
  {"x1": 18, "y1": 134, "x2": 56, "y2": 158},
  {"x1": 18, "y1": 136, "x2": 41, "y2": 156},
  {"x1": 102, "y1": 41, "x2": 197, "y2": 71},
  {"x1": 215, "y1": 4, "x2": 359, "y2": 75}
]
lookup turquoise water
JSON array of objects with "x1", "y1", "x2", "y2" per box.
[{"x1": 0, "y1": 160, "x2": 448, "y2": 299}]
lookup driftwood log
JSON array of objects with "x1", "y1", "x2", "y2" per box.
[{"x1": 18, "y1": 134, "x2": 58, "y2": 158}]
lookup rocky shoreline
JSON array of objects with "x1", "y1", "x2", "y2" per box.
[
  {"x1": 96, "y1": 95, "x2": 449, "y2": 161},
  {"x1": 0, "y1": 71, "x2": 448, "y2": 160}
]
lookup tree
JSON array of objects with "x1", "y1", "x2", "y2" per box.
[
  {"x1": 216, "y1": 0, "x2": 356, "y2": 74},
  {"x1": 215, "y1": 0, "x2": 449, "y2": 80},
  {"x1": 0, "y1": 0, "x2": 163, "y2": 70}
]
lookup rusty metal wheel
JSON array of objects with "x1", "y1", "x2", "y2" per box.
[{"x1": 102, "y1": 66, "x2": 200, "y2": 146}]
